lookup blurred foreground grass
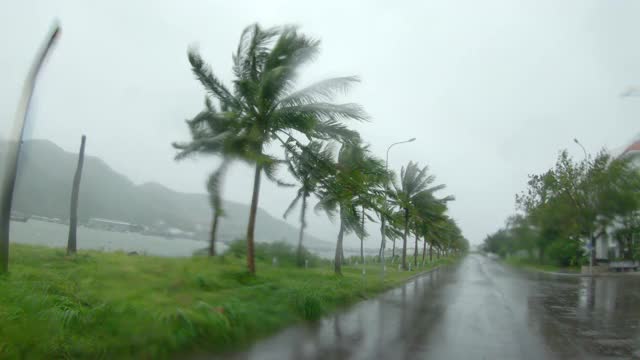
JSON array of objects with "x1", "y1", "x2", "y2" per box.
[{"x1": 0, "y1": 244, "x2": 455, "y2": 359}]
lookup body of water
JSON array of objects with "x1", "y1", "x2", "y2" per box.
[
  {"x1": 10, "y1": 219, "x2": 209, "y2": 256},
  {"x1": 9, "y1": 219, "x2": 381, "y2": 259}
]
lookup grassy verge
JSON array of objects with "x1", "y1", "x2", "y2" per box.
[
  {"x1": 0, "y1": 244, "x2": 455, "y2": 359},
  {"x1": 504, "y1": 256, "x2": 580, "y2": 273}
]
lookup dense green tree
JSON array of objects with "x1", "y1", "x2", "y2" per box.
[
  {"x1": 491, "y1": 149, "x2": 640, "y2": 266},
  {"x1": 186, "y1": 24, "x2": 364, "y2": 273},
  {"x1": 614, "y1": 211, "x2": 640, "y2": 260}
]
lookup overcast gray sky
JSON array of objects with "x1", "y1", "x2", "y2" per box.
[{"x1": 2, "y1": 0, "x2": 640, "y2": 246}]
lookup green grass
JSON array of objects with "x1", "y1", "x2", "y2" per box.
[
  {"x1": 504, "y1": 256, "x2": 580, "y2": 273},
  {"x1": 0, "y1": 244, "x2": 454, "y2": 359}
]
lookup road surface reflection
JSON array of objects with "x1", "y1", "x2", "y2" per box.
[{"x1": 214, "y1": 254, "x2": 640, "y2": 360}]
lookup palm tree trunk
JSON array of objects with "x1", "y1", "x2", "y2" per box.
[
  {"x1": 334, "y1": 214, "x2": 345, "y2": 275},
  {"x1": 296, "y1": 194, "x2": 308, "y2": 267},
  {"x1": 392, "y1": 237, "x2": 396, "y2": 258},
  {"x1": 67, "y1": 135, "x2": 86, "y2": 255},
  {"x1": 590, "y1": 234, "x2": 597, "y2": 266},
  {"x1": 246, "y1": 163, "x2": 262, "y2": 275},
  {"x1": 414, "y1": 234, "x2": 418, "y2": 267},
  {"x1": 378, "y1": 216, "x2": 386, "y2": 261},
  {"x1": 360, "y1": 206, "x2": 365, "y2": 264},
  {"x1": 209, "y1": 212, "x2": 219, "y2": 256},
  {"x1": 402, "y1": 208, "x2": 409, "y2": 270},
  {"x1": 429, "y1": 241, "x2": 433, "y2": 262},
  {"x1": 422, "y1": 237, "x2": 427, "y2": 264}
]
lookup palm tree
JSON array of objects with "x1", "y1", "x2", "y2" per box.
[
  {"x1": 389, "y1": 161, "x2": 450, "y2": 270},
  {"x1": 374, "y1": 197, "x2": 401, "y2": 262},
  {"x1": 354, "y1": 161, "x2": 387, "y2": 264},
  {"x1": 283, "y1": 141, "x2": 335, "y2": 266},
  {"x1": 187, "y1": 24, "x2": 365, "y2": 274},
  {"x1": 315, "y1": 140, "x2": 384, "y2": 275},
  {"x1": 421, "y1": 215, "x2": 447, "y2": 264},
  {"x1": 387, "y1": 210, "x2": 405, "y2": 262},
  {"x1": 173, "y1": 101, "x2": 238, "y2": 256},
  {"x1": 412, "y1": 191, "x2": 450, "y2": 266}
]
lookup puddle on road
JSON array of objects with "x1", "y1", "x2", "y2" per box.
[{"x1": 526, "y1": 273, "x2": 640, "y2": 359}]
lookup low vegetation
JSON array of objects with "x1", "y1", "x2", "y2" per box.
[{"x1": 0, "y1": 243, "x2": 455, "y2": 359}]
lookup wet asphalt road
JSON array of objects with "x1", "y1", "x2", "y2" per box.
[{"x1": 219, "y1": 254, "x2": 640, "y2": 360}]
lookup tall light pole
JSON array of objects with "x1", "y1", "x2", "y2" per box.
[
  {"x1": 573, "y1": 138, "x2": 591, "y2": 275},
  {"x1": 386, "y1": 138, "x2": 416, "y2": 170},
  {"x1": 381, "y1": 137, "x2": 416, "y2": 280},
  {"x1": 574, "y1": 138, "x2": 587, "y2": 160}
]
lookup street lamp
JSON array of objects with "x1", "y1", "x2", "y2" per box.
[
  {"x1": 573, "y1": 138, "x2": 592, "y2": 275},
  {"x1": 381, "y1": 137, "x2": 416, "y2": 279},
  {"x1": 386, "y1": 138, "x2": 416, "y2": 169},
  {"x1": 573, "y1": 138, "x2": 587, "y2": 160}
]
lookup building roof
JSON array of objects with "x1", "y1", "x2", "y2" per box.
[{"x1": 623, "y1": 141, "x2": 640, "y2": 155}]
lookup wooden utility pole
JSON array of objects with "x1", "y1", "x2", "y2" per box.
[{"x1": 67, "y1": 135, "x2": 86, "y2": 255}]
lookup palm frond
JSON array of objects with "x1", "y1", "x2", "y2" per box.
[
  {"x1": 172, "y1": 131, "x2": 229, "y2": 160},
  {"x1": 312, "y1": 119, "x2": 360, "y2": 143},
  {"x1": 233, "y1": 24, "x2": 281, "y2": 80},
  {"x1": 207, "y1": 158, "x2": 232, "y2": 215},
  {"x1": 278, "y1": 102, "x2": 368, "y2": 122},
  {"x1": 188, "y1": 48, "x2": 238, "y2": 109},
  {"x1": 262, "y1": 157, "x2": 296, "y2": 187},
  {"x1": 283, "y1": 191, "x2": 303, "y2": 219},
  {"x1": 279, "y1": 76, "x2": 361, "y2": 107}
]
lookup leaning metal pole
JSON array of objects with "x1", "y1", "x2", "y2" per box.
[{"x1": 0, "y1": 24, "x2": 60, "y2": 273}]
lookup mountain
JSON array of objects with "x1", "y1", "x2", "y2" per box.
[{"x1": 0, "y1": 139, "x2": 333, "y2": 247}]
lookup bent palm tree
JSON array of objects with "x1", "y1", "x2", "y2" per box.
[
  {"x1": 188, "y1": 24, "x2": 364, "y2": 274},
  {"x1": 316, "y1": 140, "x2": 384, "y2": 275},
  {"x1": 413, "y1": 194, "x2": 449, "y2": 265},
  {"x1": 354, "y1": 158, "x2": 388, "y2": 264},
  {"x1": 173, "y1": 100, "x2": 239, "y2": 256},
  {"x1": 284, "y1": 141, "x2": 335, "y2": 266},
  {"x1": 374, "y1": 196, "x2": 400, "y2": 261},
  {"x1": 390, "y1": 161, "x2": 450, "y2": 270}
]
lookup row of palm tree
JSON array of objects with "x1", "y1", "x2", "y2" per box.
[{"x1": 173, "y1": 23, "x2": 468, "y2": 275}]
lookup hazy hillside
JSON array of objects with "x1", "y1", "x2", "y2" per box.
[{"x1": 0, "y1": 139, "x2": 333, "y2": 247}]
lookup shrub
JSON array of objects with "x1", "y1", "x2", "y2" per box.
[
  {"x1": 224, "y1": 239, "x2": 324, "y2": 267},
  {"x1": 292, "y1": 289, "x2": 324, "y2": 320},
  {"x1": 546, "y1": 239, "x2": 585, "y2": 267}
]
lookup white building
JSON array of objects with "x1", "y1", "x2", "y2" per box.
[{"x1": 593, "y1": 138, "x2": 640, "y2": 261}]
